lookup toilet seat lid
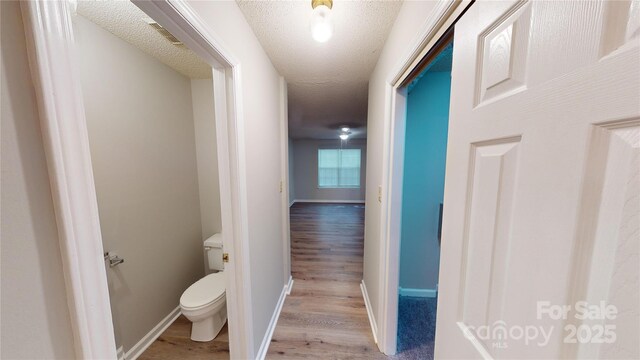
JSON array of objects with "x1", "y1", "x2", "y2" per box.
[{"x1": 180, "y1": 272, "x2": 225, "y2": 309}]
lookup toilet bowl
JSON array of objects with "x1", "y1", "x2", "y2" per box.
[
  {"x1": 180, "y1": 272, "x2": 226, "y2": 341},
  {"x1": 180, "y1": 233, "x2": 227, "y2": 342}
]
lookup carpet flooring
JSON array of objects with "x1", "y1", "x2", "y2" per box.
[{"x1": 393, "y1": 296, "x2": 438, "y2": 360}]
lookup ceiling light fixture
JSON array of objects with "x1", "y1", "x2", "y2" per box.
[
  {"x1": 339, "y1": 128, "x2": 351, "y2": 140},
  {"x1": 311, "y1": 0, "x2": 333, "y2": 43}
]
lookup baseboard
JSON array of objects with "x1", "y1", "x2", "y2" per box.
[
  {"x1": 360, "y1": 280, "x2": 378, "y2": 344},
  {"x1": 117, "y1": 346, "x2": 125, "y2": 360},
  {"x1": 256, "y1": 280, "x2": 291, "y2": 360},
  {"x1": 398, "y1": 287, "x2": 437, "y2": 298},
  {"x1": 125, "y1": 305, "x2": 181, "y2": 360},
  {"x1": 293, "y1": 199, "x2": 365, "y2": 204},
  {"x1": 286, "y1": 275, "x2": 294, "y2": 295}
]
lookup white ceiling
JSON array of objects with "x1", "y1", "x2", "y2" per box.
[
  {"x1": 237, "y1": 0, "x2": 403, "y2": 139},
  {"x1": 77, "y1": 0, "x2": 211, "y2": 79}
]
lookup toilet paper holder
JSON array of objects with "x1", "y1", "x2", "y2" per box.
[{"x1": 104, "y1": 251, "x2": 125, "y2": 267}]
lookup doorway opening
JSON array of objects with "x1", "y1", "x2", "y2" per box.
[
  {"x1": 375, "y1": 4, "x2": 471, "y2": 352},
  {"x1": 72, "y1": 1, "x2": 229, "y2": 358},
  {"x1": 395, "y1": 35, "x2": 453, "y2": 359},
  {"x1": 22, "y1": 0, "x2": 255, "y2": 357},
  {"x1": 272, "y1": 133, "x2": 372, "y2": 355}
]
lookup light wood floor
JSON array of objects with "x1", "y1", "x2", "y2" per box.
[
  {"x1": 138, "y1": 315, "x2": 229, "y2": 359},
  {"x1": 267, "y1": 203, "x2": 385, "y2": 359},
  {"x1": 139, "y1": 202, "x2": 381, "y2": 359}
]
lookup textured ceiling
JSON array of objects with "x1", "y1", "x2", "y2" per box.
[
  {"x1": 237, "y1": 0, "x2": 403, "y2": 139},
  {"x1": 77, "y1": 1, "x2": 211, "y2": 79}
]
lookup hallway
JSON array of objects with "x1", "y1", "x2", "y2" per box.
[{"x1": 267, "y1": 203, "x2": 384, "y2": 359}]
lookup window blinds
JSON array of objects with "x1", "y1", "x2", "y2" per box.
[{"x1": 318, "y1": 149, "x2": 361, "y2": 188}]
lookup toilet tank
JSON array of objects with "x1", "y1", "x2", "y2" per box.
[{"x1": 204, "y1": 233, "x2": 224, "y2": 271}]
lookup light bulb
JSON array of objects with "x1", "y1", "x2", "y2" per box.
[
  {"x1": 339, "y1": 133, "x2": 349, "y2": 140},
  {"x1": 311, "y1": 4, "x2": 333, "y2": 43},
  {"x1": 341, "y1": 127, "x2": 350, "y2": 132}
]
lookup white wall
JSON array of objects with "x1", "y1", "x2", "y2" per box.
[
  {"x1": 0, "y1": 1, "x2": 77, "y2": 358},
  {"x1": 363, "y1": 0, "x2": 439, "y2": 327},
  {"x1": 185, "y1": 1, "x2": 286, "y2": 355},
  {"x1": 288, "y1": 137, "x2": 296, "y2": 205},
  {"x1": 73, "y1": 15, "x2": 205, "y2": 352},
  {"x1": 292, "y1": 139, "x2": 367, "y2": 202},
  {"x1": 192, "y1": 78, "x2": 222, "y2": 239}
]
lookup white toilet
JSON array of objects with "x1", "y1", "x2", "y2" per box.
[{"x1": 180, "y1": 234, "x2": 227, "y2": 342}]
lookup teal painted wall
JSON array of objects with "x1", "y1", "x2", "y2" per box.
[{"x1": 399, "y1": 70, "x2": 451, "y2": 291}]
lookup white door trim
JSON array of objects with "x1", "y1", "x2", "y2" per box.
[
  {"x1": 20, "y1": 1, "x2": 117, "y2": 357},
  {"x1": 376, "y1": 0, "x2": 471, "y2": 355},
  {"x1": 279, "y1": 76, "x2": 292, "y2": 286},
  {"x1": 21, "y1": 0, "x2": 254, "y2": 358}
]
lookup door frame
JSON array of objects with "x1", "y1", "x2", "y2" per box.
[
  {"x1": 20, "y1": 0, "x2": 254, "y2": 358},
  {"x1": 376, "y1": 0, "x2": 471, "y2": 354},
  {"x1": 279, "y1": 77, "x2": 293, "y2": 289}
]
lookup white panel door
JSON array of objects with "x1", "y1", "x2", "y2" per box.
[{"x1": 435, "y1": 0, "x2": 640, "y2": 358}]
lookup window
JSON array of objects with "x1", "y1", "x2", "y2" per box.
[{"x1": 318, "y1": 148, "x2": 361, "y2": 188}]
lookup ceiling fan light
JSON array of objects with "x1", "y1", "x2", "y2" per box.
[
  {"x1": 341, "y1": 126, "x2": 350, "y2": 132},
  {"x1": 339, "y1": 133, "x2": 349, "y2": 140}
]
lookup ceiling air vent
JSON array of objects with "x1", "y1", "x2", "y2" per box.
[{"x1": 146, "y1": 20, "x2": 183, "y2": 46}]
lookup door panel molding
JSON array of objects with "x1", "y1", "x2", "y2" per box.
[
  {"x1": 566, "y1": 117, "x2": 640, "y2": 359},
  {"x1": 460, "y1": 138, "x2": 520, "y2": 338},
  {"x1": 475, "y1": 1, "x2": 531, "y2": 106},
  {"x1": 437, "y1": 1, "x2": 639, "y2": 358}
]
